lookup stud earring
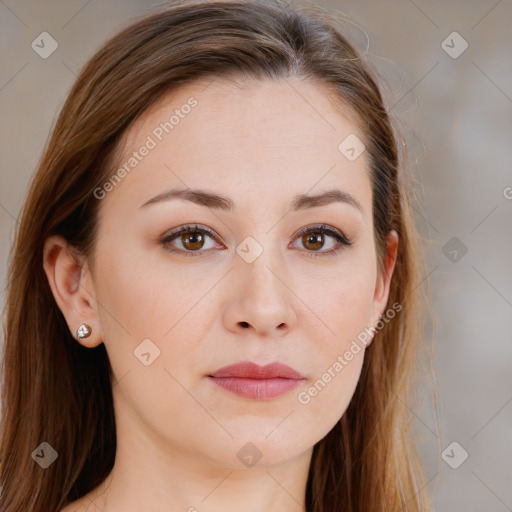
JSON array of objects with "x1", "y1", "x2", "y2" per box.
[{"x1": 76, "y1": 323, "x2": 92, "y2": 340}]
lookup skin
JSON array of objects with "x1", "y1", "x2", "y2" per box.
[{"x1": 44, "y1": 76, "x2": 398, "y2": 512}]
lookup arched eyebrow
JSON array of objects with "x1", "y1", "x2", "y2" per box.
[{"x1": 139, "y1": 187, "x2": 363, "y2": 214}]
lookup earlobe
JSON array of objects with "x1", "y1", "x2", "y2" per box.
[{"x1": 42, "y1": 235, "x2": 103, "y2": 348}]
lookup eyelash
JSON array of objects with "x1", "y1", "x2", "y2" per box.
[{"x1": 158, "y1": 223, "x2": 353, "y2": 258}]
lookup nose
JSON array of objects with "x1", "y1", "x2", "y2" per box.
[{"x1": 222, "y1": 246, "x2": 297, "y2": 337}]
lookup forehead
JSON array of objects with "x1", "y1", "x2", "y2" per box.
[{"x1": 102, "y1": 76, "x2": 372, "y2": 216}]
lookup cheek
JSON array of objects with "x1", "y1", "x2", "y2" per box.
[
  {"x1": 297, "y1": 348, "x2": 365, "y2": 439},
  {"x1": 294, "y1": 234, "x2": 377, "y2": 342},
  {"x1": 295, "y1": 279, "x2": 372, "y2": 434},
  {"x1": 291, "y1": 263, "x2": 375, "y2": 430},
  {"x1": 93, "y1": 233, "x2": 197, "y2": 336},
  {"x1": 331, "y1": 276, "x2": 375, "y2": 338},
  {"x1": 91, "y1": 248, "x2": 211, "y2": 446},
  {"x1": 302, "y1": 261, "x2": 376, "y2": 353},
  {"x1": 92, "y1": 238, "x2": 220, "y2": 388}
]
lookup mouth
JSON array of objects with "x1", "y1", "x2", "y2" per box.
[{"x1": 207, "y1": 361, "x2": 305, "y2": 400}]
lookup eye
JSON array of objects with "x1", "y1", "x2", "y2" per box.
[
  {"x1": 159, "y1": 223, "x2": 353, "y2": 258},
  {"x1": 289, "y1": 224, "x2": 353, "y2": 258},
  {"x1": 159, "y1": 224, "x2": 223, "y2": 257}
]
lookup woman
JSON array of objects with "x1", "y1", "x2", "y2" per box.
[{"x1": 0, "y1": 0, "x2": 434, "y2": 510}]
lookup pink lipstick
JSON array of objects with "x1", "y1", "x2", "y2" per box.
[{"x1": 207, "y1": 361, "x2": 305, "y2": 400}]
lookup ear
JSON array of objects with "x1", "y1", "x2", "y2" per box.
[
  {"x1": 42, "y1": 235, "x2": 103, "y2": 348},
  {"x1": 367, "y1": 230, "x2": 399, "y2": 346}
]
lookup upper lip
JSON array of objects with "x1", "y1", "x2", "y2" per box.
[{"x1": 208, "y1": 361, "x2": 305, "y2": 380}]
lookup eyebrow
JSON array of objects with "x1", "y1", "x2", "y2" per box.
[{"x1": 139, "y1": 187, "x2": 363, "y2": 213}]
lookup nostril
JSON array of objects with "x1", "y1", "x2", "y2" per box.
[{"x1": 240, "y1": 321, "x2": 249, "y2": 328}]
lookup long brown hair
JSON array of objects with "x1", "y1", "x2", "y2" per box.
[{"x1": 0, "y1": 0, "x2": 435, "y2": 510}]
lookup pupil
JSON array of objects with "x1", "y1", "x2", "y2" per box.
[
  {"x1": 185, "y1": 232, "x2": 203, "y2": 249},
  {"x1": 305, "y1": 232, "x2": 323, "y2": 249}
]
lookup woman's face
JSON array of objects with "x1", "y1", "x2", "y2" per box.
[{"x1": 85, "y1": 77, "x2": 397, "y2": 468}]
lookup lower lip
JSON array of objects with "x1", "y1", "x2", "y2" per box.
[{"x1": 208, "y1": 376, "x2": 303, "y2": 400}]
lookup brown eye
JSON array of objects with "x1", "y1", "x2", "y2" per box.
[
  {"x1": 159, "y1": 224, "x2": 222, "y2": 257},
  {"x1": 290, "y1": 224, "x2": 352, "y2": 257},
  {"x1": 181, "y1": 231, "x2": 205, "y2": 251},
  {"x1": 302, "y1": 231, "x2": 325, "y2": 251}
]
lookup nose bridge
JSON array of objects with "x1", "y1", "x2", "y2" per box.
[
  {"x1": 236, "y1": 231, "x2": 287, "y2": 299},
  {"x1": 226, "y1": 230, "x2": 296, "y2": 334}
]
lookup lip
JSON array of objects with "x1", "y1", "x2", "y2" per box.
[{"x1": 207, "y1": 361, "x2": 305, "y2": 400}]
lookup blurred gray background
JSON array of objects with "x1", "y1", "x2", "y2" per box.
[{"x1": 1, "y1": 0, "x2": 511, "y2": 510}]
